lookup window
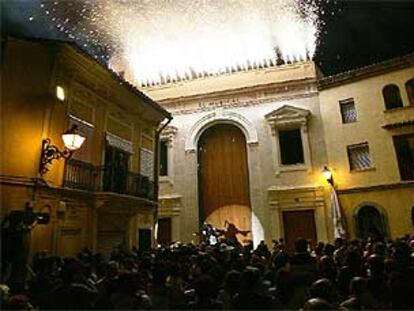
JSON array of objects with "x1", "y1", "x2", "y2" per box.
[
  {"x1": 339, "y1": 98, "x2": 357, "y2": 123},
  {"x1": 383, "y1": 84, "x2": 403, "y2": 109},
  {"x1": 355, "y1": 205, "x2": 388, "y2": 240},
  {"x1": 279, "y1": 128, "x2": 304, "y2": 165},
  {"x1": 159, "y1": 140, "x2": 168, "y2": 176},
  {"x1": 393, "y1": 134, "x2": 414, "y2": 180},
  {"x1": 347, "y1": 142, "x2": 372, "y2": 171},
  {"x1": 266, "y1": 105, "x2": 311, "y2": 172},
  {"x1": 406, "y1": 78, "x2": 414, "y2": 106},
  {"x1": 103, "y1": 146, "x2": 130, "y2": 193}
]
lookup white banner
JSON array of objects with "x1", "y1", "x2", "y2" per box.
[{"x1": 331, "y1": 188, "x2": 347, "y2": 239}]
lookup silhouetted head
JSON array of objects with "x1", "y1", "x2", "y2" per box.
[
  {"x1": 349, "y1": 277, "x2": 367, "y2": 297},
  {"x1": 303, "y1": 298, "x2": 334, "y2": 310},
  {"x1": 323, "y1": 244, "x2": 335, "y2": 257},
  {"x1": 368, "y1": 254, "x2": 384, "y2": 274},
  {"x1": 239, "y1": 266, "x2": 262, "y2": 293},
  {"x1": 391, "y1": 240, "x2": 411, "y2": 265},
  {"x1": 309, "y1": 278, "x2": 334, "y2": 302},
  {"x1": 223, "y1": 270, "x2": 241, "y2": 295},
  {"x1": 295, "y1": 238, "x2": 309, "y2": 253},
  {"x1": 193, "y1": 274, "x2": 216, "y2": 301},
  {"x1": 273, "y1": 251, "x2": 290, "y2": 271}
]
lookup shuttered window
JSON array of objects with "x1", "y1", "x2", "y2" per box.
[
  {"x1": 340, "y1": 98, "x2": 357, "y2": 123},
  {"x1": 347, "y1": 142, "x2": 371, "y2": 171}
]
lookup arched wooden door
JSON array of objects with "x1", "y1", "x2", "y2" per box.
[{"x1": 198, "y1": 124, "x2": 252, "y2": 243}]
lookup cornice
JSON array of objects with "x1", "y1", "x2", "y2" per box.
[
  {"x1": 158, "y1": 77, "x2": 317, "y2": 106},
  {"x1": 319, "y1": 53, "x2": 414, "y2": 90},
  {"x1": 336, "y1": 181, "x2": 414, "y2": 194},
  {"x1": 169, "y1": 91, "x2": 318, "y2": 116},
  {"x1": 55, "y1": 42, "x2": 170, "y2": 119}
]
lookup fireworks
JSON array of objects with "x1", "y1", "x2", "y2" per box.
[{"x1": 40, "y1": 0, "x2": 321, "y2": 87}]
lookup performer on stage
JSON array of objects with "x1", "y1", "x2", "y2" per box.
[{"x1": 219, "y1": 220, "x2": 250, "y2": 246}]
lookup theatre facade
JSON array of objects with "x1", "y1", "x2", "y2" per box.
[
  {"x1": 145, "y1": 62, "x2": 331, "y2": 249},
  {"x1": 145, "y1": 55, "x2": 414, "y2": 248}
]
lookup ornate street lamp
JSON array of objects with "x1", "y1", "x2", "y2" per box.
[
  {"x1": 322, "y1": 166, "x2": 334, "y2": 186},
  {"x1": 39, "y1": 125, "x2": 85, "y2": 175}
]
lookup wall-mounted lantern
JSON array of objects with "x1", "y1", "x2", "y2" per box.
[
  {"x1": 56, "y1": 85, "x2": 66, "y2": 102},
  {"x1": 39, "y1": 125, "x2": 85, "y2": 175},
  {"x1": 322, "y1": 166, "x2": 334, "y2": 186}
]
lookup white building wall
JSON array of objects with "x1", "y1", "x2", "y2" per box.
[{"x1": 150, "y1": 62, "x2": 330, "y2": 244}]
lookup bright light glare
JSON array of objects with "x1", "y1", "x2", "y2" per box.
[
  {"x1": 43, "y1": 0, "x2": 319, "y2": 87},
  {"x1": 56, "y1": 85, "x2": 65, "y2": 101},
  {"x1": 102, "y1": 0, "x2": 319, "y2": 86},
  {"x1": 62, "y1": 133, "x2": 85, "y2": 151}
]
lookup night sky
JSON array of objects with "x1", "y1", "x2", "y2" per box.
[{"x1": 2, "y1": 0, "x2": 414, "y2": 76}]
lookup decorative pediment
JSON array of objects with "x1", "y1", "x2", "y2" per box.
[{"x1": 265, "y1": 105, "x2": 311, "y2": 129}]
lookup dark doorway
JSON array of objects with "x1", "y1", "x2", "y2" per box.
[
  {"x1": 198, "y1": 124, "x2": 252, "y2": 243},
  {"x1": 104, "y1": 146, "x2": 129, "y2": 193},
  {"x1": 138, "y1": 229, "x2": 152, "y2": 251},
  {"x1": 157, "y1": 218, "x2": 172, "y2": 245},
  {"x1": 355, "y1": 205, "x2": 388, "y2": 240},
  {"x1": 283, "y1": 210, "x2": 317, "y2": 252}
]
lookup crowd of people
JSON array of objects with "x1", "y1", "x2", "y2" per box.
[{"x1": 1, "y1": 234, "x2": 414, "y2": 310}]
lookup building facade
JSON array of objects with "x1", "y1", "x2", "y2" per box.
[
  {"x1": 145, "y1": 55, "x2": 414, "y2": 247},
  {"x1": 319, "y1": 54, "x2": 414, "y2": 240},
  {"x1": 145, "y1": 62, "x2": 332, "y2": 250},
  {"x1": 1, "y1": 37, "x2": 171, "y2": 261}
]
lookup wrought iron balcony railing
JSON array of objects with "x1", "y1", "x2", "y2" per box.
[{"x1": 63, "y1": 159, "x2": 156, "y2": 200}]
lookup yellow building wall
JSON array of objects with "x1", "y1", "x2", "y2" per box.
[
  {"x1": 320, "y1": 64, "x2": 414, "y2": 239},
  {"x1": 339, "y1": 187, "x2": 414, "y2": 239},
  {"x1": 1, "y1": 39, "x2": 166, "y2": 257},
  {"x1": 319, "y1": 67, "x2": 414, "y2": 188}
]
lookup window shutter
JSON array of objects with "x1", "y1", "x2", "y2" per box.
[
  {"x1": 340, "y1": 99, "x2": 357, "y2": 123},
  {"x1": 347, "y1": 143, "x2": 371, "y2": 170}
]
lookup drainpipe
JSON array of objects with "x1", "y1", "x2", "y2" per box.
[{"x1": 152, "y1": 115, "x2": 172, "y2": 240}]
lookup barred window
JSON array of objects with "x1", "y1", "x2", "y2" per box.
[
  {"x1": 347, "y1": 143, "x2": 372, "y2": 171},
  {"x1": 339, "y1": 98, "x2": 357, "y2": 123}
]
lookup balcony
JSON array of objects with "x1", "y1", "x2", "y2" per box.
[
  {"x1": 382, "y1": 105, "x2": 414, "y2": 129},
  {"x1": 63, "y1": 159, "x2": 156, "y2": 200}
]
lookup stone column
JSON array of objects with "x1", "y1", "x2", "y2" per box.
[
  {"x1": 183, "y1": 149, "x2": 200, "y2": 243},
  {"x1": 246, "y1": 142, "x2": 267, "y2": 245}
]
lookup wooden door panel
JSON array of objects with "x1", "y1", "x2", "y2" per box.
[
  {"x1": 283, "y1": 210, "x2": 317, "y2": 252},
  {"x1": 157, "y1": 218, "x2": 172, "y2": 244},
  {"x1": 198, "y1": 124, "x2": 251, "y2": 242}
]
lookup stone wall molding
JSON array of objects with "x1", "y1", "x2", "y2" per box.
[{"x1": 185, "y1": 109, "x2": 258, "y2": 151}]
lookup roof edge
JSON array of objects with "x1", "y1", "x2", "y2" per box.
[
  {"x1": 5, "y1": 35, "x2": 171, "y2": 119},
  {"x1": 318, "y1": 52, "x2": 414, "y2": 90}
]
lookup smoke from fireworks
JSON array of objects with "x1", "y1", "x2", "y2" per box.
[{"x1": 40, "y1": 0, "x2": 321, "y2": 86}]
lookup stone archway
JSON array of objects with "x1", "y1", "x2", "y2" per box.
[
  {"x1": 185, "y1": 109, "x2": 258, "y2": 152},
  {"x1": 198, "y1": 123, "x2": 252, "y2": 244},
  {"x1": 182, "y1": 110, "x2": 264, "y2": 246}
]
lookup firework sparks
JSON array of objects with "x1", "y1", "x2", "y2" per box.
[{"x1": 40, "y1": 0, "x2": 321, "y2": 86}]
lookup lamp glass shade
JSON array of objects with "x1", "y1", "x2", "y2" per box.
[
  {"x1": 62, "y1": 132, "x2": 85, "y2": 151},
  {"x1": 56, "y1": 86, "x2": 65, "y2": 101},
  {"x1": 322, "y1": 166, "x2": 332, "y2": 181}
]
